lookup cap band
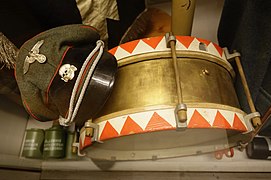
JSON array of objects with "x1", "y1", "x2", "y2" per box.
[{"x1": 59, "y1": 40, "x2": 105, "y2": 126}]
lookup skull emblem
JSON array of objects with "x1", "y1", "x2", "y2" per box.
[{"x1": 59, "y1": 64, "x2": 77, "y2": 82}]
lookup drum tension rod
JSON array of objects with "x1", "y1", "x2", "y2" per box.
[
  {"x1": 223, "y1": 48, "x2": 262, "y2": 131},
  {"x1": 166, "y1": 32, "x2": 187, "y2": 129},
  {"x1": 84, "y1": 119, "x2": 103, "y2": 144}
]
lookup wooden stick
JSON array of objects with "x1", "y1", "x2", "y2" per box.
[{"x1": 234, "y1": 51, "x2": 262, "y2": 128}]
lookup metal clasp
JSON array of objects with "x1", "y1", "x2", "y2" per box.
[
  {"x1": 73, "y1": 121, "x2": 103, "y2": 157},
  {"x1": 72, "y1": 142, "x2": 86, "y2": 157},
  {"x1": 223, "y1": 47, "x2": 241, "y2": 62},
  {"x1": 175, "y1": 103, "x2": 187, "y2": 130},
  {"x1": 165, "y1": 32, "x2": 176, "y2": 48},
  {"x1": 84, "y1": 121, "x2": 103, "y2": 144},
  {"x1": 243, "y1": 112, "x2": 261, "y2": 133}
]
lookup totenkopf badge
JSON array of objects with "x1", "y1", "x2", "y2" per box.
[
  {"x1": 23, "y1": 40, "x2": 47, "y2": 74},
  {"x1": 59, "y1": 64, "x2": 77, "y2": 82}
]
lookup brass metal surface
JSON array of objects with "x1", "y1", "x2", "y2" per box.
[
  {"x1": 95, "y1": 52, "x2": 239, "y2": 120},
  {"x1": 167, "y1": 34, "x2": 184, "y2": 105}
]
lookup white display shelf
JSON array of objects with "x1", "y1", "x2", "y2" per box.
[
  {"x1": 0, "y1": 154, "x2": 42, "y2": 171},
  {"x1": 41, "y1": 150, "x2": 271, "y2": 172},
  {"x1": 19, "y1": 109, "x2": 271, "y2": 173}
]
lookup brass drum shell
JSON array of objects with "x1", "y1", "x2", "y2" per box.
[
  {"x1": 79, "y1": 37, "x2": 252, "y2": 161},
  {"x1": 96, "y1": 51, "x2": 239, "y2": 121}
]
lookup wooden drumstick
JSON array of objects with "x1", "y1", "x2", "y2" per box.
[{"x1": 234, "y1": 51, "x2": 262, "y2": 128}]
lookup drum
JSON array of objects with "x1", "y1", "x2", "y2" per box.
[{"x1": 79, "y1": 36, "x2": 253, "y2": 160}]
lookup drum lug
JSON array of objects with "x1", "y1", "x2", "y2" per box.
[
  {"x1": 236, "y1": 112, "x2": 261, "y2": 152},
  {"x1": 165, "y1": 32, "x2": 176, "y2": 48},
  {"x1": 72, "y1": 142, "x2": 86, "y2": 157},
  {"x1": 84, "y1": 120, "x2": 103, "y2": 144},
  {"x1": 223, "y1": 47, "x2": 241, "y2": 62},
  {"x1": 174, "y1": 103, "x2": 188, "y2": 130},
  {"x1": 243, "y1": 112, "x2": 260, "y2": 134}
]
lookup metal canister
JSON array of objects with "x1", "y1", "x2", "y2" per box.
[
  {"x1": 246, "y1": 137, "x2": 271, "y2": 159},
  {"x1": 65, "y1": 131, "x2": 78, "y2": 159},
  {"x1": 43, "y1": 125, "x2": 66, "y2": 159},
  {"x1": 22, "y1": 129, "x2": 44, "y2": 159}
]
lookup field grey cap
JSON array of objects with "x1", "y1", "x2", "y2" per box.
[{"x1": 15, "y1": 24, "x2": 117, "y2": 127}]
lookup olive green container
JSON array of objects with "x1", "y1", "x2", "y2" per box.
[
  {"x1": 22, "y1": 129, "x2": 44, "y2": 159},
  {"x1": 43, "y1": 125, "x2": 66, "y2": 159},
  {"x1": 65, "y1": 131, "x2": 78, "y2": 159}
]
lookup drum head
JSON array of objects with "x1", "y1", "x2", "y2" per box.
[{"x1": 82, "y1": 128, "x2": 251, "y2": 161}]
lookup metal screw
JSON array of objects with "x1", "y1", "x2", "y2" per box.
[{"x1": 202, "y1": 69, "x2": 209, "y2": 75}]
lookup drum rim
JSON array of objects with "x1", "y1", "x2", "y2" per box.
[
  {"x1": 79, "y1": 103, "x2": 249, "y2": 150},
  {"x1": 80, "y1": 106, "x2": 249, "y2": 161},
  {"x1": 92, "y1": 103, "x2": 245, "y2": 124},
  {"x1": 80, "y1": 126, "x2": 252, "y2": 161}
]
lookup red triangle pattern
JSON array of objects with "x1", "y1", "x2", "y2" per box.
[
  {"x1": 188, "y1": 110, "x2": 211, "y2": 128},
  {"x1": 213, "y1": 43, "x2": 223, "y2": 57},
  {"x1": 120, "y1": 116, "x2": 143, "y2": 135},
  {"x1": 196, "y1": 38, "x2": 211, "y2": 46},
  {"x1": 99, "y1": 121, "x2": 119, "y2": 141},
  {"x1": 176, "y1": 36, "x2": 195, "y2": 49},
  {"x1": 142, "y1": 36, "x2": 164, "y2": 49},
  {"x1": 232, "y1": 114, "x2": 247, "y2": 132},
  {"x1": 108, "y1": 46, "x2": 118, "y2": 56},
  {"x1": 213, "y1": 111, "x2": 231, "y2": 128},
  {"x1": 145, "y1": 112, "x2": 174, "y2": 131},
  {"x1": 84, "y1": 136, "x2": 92, "y2": 147},
  {"x1": 95, "y1": 110, "x2": 246, "y2": 143},
  {"x1": 120, "y1": 39, "x2": 140, "y2": 54}
]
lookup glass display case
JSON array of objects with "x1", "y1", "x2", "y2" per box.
[{"x1": 1, "y1": 0, "x2": 271, "y2": 179}]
